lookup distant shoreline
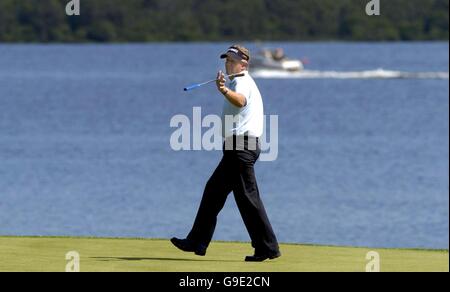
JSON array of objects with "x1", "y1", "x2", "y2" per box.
[{"x1": 0, "y1": 40, "x2": 449, "y2": 45}]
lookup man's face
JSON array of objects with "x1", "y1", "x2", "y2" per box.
[{"x1": 225, "y1": 55, "x2": 246, "y2": 75}]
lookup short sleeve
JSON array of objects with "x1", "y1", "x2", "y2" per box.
[{"x1": 234, "y1": 79, "x2": 251, "y2": 106}]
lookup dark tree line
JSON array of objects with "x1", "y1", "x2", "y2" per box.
[{"x1": 0, "y1": 0, "x2": 448, "y2": 42}]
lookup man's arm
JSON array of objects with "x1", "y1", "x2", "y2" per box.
[{"x1": 216, "y1": 71, "x2": 247, "y2": 108}]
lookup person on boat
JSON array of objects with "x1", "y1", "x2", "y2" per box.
[{"x1": 272, "y1": 48, "x2": 286, "y2": 61}]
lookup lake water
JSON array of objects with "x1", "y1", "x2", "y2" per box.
[{"x1": 0, "y1": 42, "x2": 448, "y2": 249}]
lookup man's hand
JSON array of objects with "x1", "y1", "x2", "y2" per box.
[
  {"x1": 216, "y1": 71, "x2": 228, "y2": 95},
  {"x1": 216, "y1": 70, "x2": 246, "y2": 107}
]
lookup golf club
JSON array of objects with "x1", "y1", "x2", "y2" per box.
[{"x1": 184, "y1": 72, "x2": 245, "y2": 92}]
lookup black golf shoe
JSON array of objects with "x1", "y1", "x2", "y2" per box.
[
  {"x1": 245, "y1": 251, "x2": 281, "y2": 262},
  {"x1": 170, "y1": 237, "x2": 207, "y2": 256}
]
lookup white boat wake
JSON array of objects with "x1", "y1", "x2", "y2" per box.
[{"x1": 252, "y1": 68, "x2": 449, "y2": 80}]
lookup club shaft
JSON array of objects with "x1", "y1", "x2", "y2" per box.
[{"x1": 184, "y1": 73, "x2": 245, "y2": 91}]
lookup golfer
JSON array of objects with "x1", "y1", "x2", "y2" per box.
[{"x1": 171, "y1": 45, "x2": 280, "y2": 262}]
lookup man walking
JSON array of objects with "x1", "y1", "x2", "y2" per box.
[{"x1": 171, "y1": 45, "x2": 280, "y2": 262}]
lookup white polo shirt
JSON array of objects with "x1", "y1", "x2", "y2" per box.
[{"x1": 222, "y1": 71, "x2": 264, "y2": 138}]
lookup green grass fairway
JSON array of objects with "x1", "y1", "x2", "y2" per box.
[{"x1": 0, "y1": 236, "x2": 447, "y2": 272}]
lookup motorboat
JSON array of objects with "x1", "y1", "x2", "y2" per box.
[{"x1": 250, "y1": 48, "x2": 304, "y2": 72}]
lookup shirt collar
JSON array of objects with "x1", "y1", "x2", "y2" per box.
[{"x1": 230, "y1": 70, "x2": 248, "y2": 84}]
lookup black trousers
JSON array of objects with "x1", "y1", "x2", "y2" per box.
[{"x1": 187, "y1": 136, "x2": 279, "y2": 254}]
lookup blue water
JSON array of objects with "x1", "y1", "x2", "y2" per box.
[{"x1": 0, "y1": 42, "x2": 448, "y2": 249}]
